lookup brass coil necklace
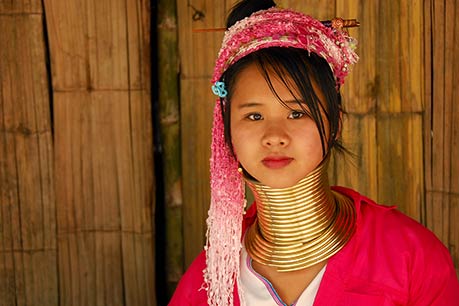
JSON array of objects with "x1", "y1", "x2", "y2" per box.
[{"x1": 244, "y1": 157, "x2": 356, "y2": 272}]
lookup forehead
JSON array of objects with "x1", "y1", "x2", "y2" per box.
[
  {"x1": 230, "y1": 62, "x2": 325, "y2": 106},
  {"x1": 231, "y1": 63, "x2": 298, "y2": 101}
]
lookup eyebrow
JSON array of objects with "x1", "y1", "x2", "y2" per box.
[
  {"x1": 283, "y1": 99, "x2": 307, "y2": 105},
  {"x1": 238, "y1": 100, "x2": 306, "y2": 108},
  {"x1": 237, "y1": 102, "x2": 263, "y2": 109},
  {"x1": 236, "y1": 99, "x2": 307, "y2": 109}
]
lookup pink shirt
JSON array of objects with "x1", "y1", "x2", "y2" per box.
[{"x1": 170, "y1": 187, "x2": 459, "y2": 305}]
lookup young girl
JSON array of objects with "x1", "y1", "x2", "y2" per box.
[{"x1": 170, "y1": 0, "x2": 459, "y2": 305}]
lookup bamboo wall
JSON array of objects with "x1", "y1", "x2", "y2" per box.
[
  {"x1": 424, "y1": 0, "x2": 459, "y2": 275},
  {"x1": 0, "y1": 0, "x2": 156, "y2": 305},
  {"x1": 157, "y1": 0, "x2": 183, "y2": 300},
  {"x1": 0, "y1": 2, "x2": 56, "y2": 305},
  {"x1": 174, "y1": 0, "x2": 459, "y2": 293}
]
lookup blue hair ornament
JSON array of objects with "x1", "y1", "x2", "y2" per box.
[{"x1": 212, "y1": 81, "x2": 227, "y2": 98}]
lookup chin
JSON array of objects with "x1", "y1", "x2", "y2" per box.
[
  {"x1": 259, "y1": 177, "x2": 301, "y2": 189},
  {"x1": 245, "y1": 169, "x2": 306, "y2": 189}
]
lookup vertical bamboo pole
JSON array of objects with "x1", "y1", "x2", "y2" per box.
[
  {"x1": 424, "y1": 0, "x2": 459, "y2": 274},
  {"x1": 157, "y1": 0, "x2": 183, "y2": 299},
  {"x1": 43, "y1": 0, "x2": 156, "y2": 305},
  {"x1": 333, "y1": 0, "x2": 378, "y2": 198},
  {"x1": 374, "y1": 0, "x2": 424, "y2": 220},
  {"x1": 0, "y1": 1, "x2": 57, "y2": 305}
]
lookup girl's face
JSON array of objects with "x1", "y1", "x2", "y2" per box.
[{"x1": 230, "y1": 63, "x2": 328, "y2": 188}]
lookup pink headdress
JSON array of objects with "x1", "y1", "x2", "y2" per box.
[
  {"x1": 204, "y1": 7, "x2": 359, "y2": 305},
  {"x1": 211, "y1": 8, "x2": 359, "y2": 86}
]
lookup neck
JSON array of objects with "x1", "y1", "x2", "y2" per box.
[{"x1": 244, "y1": 156, "x2": 356, "y2": 272}]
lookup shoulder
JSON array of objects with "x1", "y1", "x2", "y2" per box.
[
  {"x1": 352, "y1": 187, "x2": 447, "y2": 255},
  {"x1": 332, "y1": 186, "x2": 459, "y2": 305},
  {"x1": 333, "y1": 186, "x2": 447, "y2": 252},
  {"x1": 169, "y1": 251, "x2": 208, "y2": 306}
]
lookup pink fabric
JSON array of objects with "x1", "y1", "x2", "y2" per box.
[
  {"x1": 204, "y1": 101, "x2": 246, "y2": 305},
  {"x1": 169, "y1": 187, "x2": 459, "y2": 306}
]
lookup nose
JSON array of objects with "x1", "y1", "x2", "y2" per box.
[{"x1": 262, "y1": 125, "x2": 289, "y2": 147}]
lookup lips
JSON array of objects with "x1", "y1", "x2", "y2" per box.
[{"x1": 262, "y1": 156, "x2": 293, "y2": 169}]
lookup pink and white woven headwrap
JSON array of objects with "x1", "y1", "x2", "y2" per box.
[
  {"x1": 204, "y1": 7, "x2": 359, "y2": 305},
  {"x1": 211, "y1": 7, "x2": 359, "y2": 86}
]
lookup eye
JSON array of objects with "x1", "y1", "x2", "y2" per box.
[
  {"x1": 247, "y1": 113, "x2": 263, "y2": 121},
  {"x1": 288, "y1": 110, "x2": 305, "y2": 119}
]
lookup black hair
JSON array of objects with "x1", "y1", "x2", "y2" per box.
[
  {"x1": 226, "y1": 0, "x2": 276, "y2": 28},
  {"x1": 221, "y1": 0, "x2": 346, "y2": 158}
]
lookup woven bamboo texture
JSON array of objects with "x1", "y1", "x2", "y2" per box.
[
  {"x1": 0, "y1": 2, "x2": 56, "y2": 305},
  {"x1": 0, "y1": 0, "x2": 156, "y2": 305}
]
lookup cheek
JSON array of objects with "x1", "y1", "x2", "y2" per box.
[
  {"x1": 230, "y1": 115, "x2": 244, "y2": 148},
  {"x1": 230, "y1": 128, "x2": 245, "y2": 158},
  {"x1": 230, "y1": 123, "x2": 256, "y2": 163},
  {"x1": 298, "y1": 127, "x2": 324, "y2": 155}
]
